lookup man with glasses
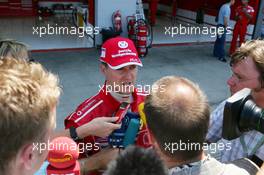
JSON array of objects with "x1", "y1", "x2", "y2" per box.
[{"x1": 207, "y1": 40, "x2": 264, "y2": 165}]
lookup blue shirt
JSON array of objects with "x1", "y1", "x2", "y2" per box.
[{"x1": 218, "y1": 3, "x2": 231, "y2": 26}]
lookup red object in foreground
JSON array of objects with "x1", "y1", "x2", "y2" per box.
[
  {"x1": 47, "y1": 137, "x2": 80, "y2": 175},
  {"x1": 115, "y1": 102, "x2": 131, "y2": 123}
]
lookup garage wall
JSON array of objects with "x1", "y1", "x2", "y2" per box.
[
  {"x1": 159, "y1": 0, "x2": 260, "y2": 24},
  {"x1": 95, "y1": 0, "x2": 137, "y2": 45},
  {"x1": 157, "y1": 0, "x2": 260, "y2": 36}
]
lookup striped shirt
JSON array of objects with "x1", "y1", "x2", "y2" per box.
[{"x1": 206, "y1": 101, "x2": 264, "y2": 162}]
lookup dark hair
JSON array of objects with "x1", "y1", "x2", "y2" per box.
[
  {"x1": 101, "y1": 62, "x2": 108, "y2": 67},
  {"x1": 105, "y1": 146, "x2": 168, "y2": 175}
]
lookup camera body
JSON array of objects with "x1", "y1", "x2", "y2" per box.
[{"x1": 223, "y1": 88, "x2": 264, "y2": 140}]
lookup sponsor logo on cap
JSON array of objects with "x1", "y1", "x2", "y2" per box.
[
  {"x1": 130, "y1": 58, "x2": 139, "y2": 62},
  {"x1": 101, "y1": 48, "x2": 106, "y2": 58},
  {"x1": 118, "y1": 41, "x2": 128, "y2": 49}
]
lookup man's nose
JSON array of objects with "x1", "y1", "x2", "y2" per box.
[
  {"x1": 124, "y1": 70, "x2": 133, "y2": 79},
  {"x1": 123, "y1": 67, "x2": 134, "y2": 76},
  {"x1": 227, "y1": 76, "x2": 236, "y2": 87}
]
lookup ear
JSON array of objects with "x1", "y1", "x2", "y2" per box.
[
  {"x1": 17, "y1": 144, "x2": 35, "y2": 171},
  {"x1": 149, "y1": 132, "x2": 166, "y2": 157},
  {"x1": 149, "y1": 132, "x2": 160, "y2": 150},
  {"x1": 99, "y1": 64, "x2": 107, "y2": 76}
]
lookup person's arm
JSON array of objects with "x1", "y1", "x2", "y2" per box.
[
  {"x1": 224, "y1": 16, "x2": 229, "y2": 28},
  {"x1": 223, "y1": 6, "x2": 231, "y2": 27},
  {"x1": 235, "y1": 8, "x2": 240, "y2": 21},
  {"x1": 257, "y1": 162, "x2": 264, "y2": 175},
  {"x1": 242, "y1": 7, "x2": 254, "y2": 21},
  {"x1": 51, "y1": 117, "x2": 121, "y2": 140}
]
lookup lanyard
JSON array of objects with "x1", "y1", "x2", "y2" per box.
[{"x1": 240, "y1": 134, "x2": 264, "y2": 156}]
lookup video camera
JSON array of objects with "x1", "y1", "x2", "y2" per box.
[{"x1": 222, "y1": 88, "x2": 264, "y2": 140}]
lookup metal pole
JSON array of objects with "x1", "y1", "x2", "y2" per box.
[{"x1": 253, "y1": 0, "x2": 264, "y2": 39}]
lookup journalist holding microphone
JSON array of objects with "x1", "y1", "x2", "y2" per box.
[{"x1": 0, "y1": 58, "x2": 61, "y2": 175}]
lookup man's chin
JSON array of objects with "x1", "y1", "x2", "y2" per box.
[
  {"x1": 229, "y1": 89, "x2": 235, "y2": 96},
  {"x1": 117, "y1": 86, "x2": 135, "y2": 95},
  {"x1": 118, "y1": 91, "x2": 133, "y2": 95}
]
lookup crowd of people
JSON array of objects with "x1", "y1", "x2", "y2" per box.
[
  {"x1": 1, "y1": 5, "x2": 264, "y2": 173},
  {"x1": 214, "y1": 0, "x2": 255, "y2": 62}
]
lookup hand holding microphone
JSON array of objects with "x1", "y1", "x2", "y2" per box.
[
  {"x1": 108, "y1": 102, "x2": 141, "y2": 148},
  {"x1": 78, "y1": 117, "x2": 121, "y2": 138}
]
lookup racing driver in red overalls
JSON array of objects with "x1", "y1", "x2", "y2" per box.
[
  {"x1": 229, "y1": 0, "x2": 254, "y2": 55},
  {"x1": 65, "y1": 37, "x2": 152, "y2": 174}
]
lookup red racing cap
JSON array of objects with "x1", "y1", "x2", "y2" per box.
[{"x1": 100, "y1": 37, "x2": 143, "y2": 70}]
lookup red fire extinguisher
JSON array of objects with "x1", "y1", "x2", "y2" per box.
[
  {"x1": 136, "y1": 19, "x2": 148, "y2": 57},
  {"x1": 127, "y1": 16, "x2": 136, "y2": 41},
  {"x1": 127, "y1": 17, "x2": 152, "y2": 57},
  {"x1": 112, "y1": 10, "x2": 122, "y2": 33}
]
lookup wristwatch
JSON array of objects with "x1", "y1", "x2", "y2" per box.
[{"x1": 69, "y1": 126, "x2": 80, "y2": 141}]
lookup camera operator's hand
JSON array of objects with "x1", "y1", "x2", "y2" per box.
[
  {"x1": 257, "y1": 163, "x2": 264, "y2": 175},
  {"x1": 77, "y1": 117, "x2": 121, "y2": 138}
]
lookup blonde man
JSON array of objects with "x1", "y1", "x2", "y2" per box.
[
  {"x1": 0, "y1": 57, "x2": 121, "y2": 175},
  {"x1": 0, "y1": 39, "x2": 120, "y2": 142},
  {"x1": 0, "y1": 57, "x2": 60, "y2": 175}
]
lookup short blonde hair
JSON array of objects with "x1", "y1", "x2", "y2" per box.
[
  {"x1": 0, "y1": 39, "x2": 29, "y2": 60},
  {"x1": 231, "y1": 40, "x2": 264, "y2": 82},
  {"x1": 0, "y1": 57, "x2": 61, "y2": 173}
]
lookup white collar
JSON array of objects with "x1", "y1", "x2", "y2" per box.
[
  {"x1": 169, "y1": 155, "x2": 211, "y2": 173},
  {"x1": 109, "y1": 90, "x2": 133, "y2": 103}
]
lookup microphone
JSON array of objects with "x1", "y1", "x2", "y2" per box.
[
  {"x1": 115, "y1": 102, "x2": 130, "y2": 123},
  {"x1": 123, "y1": 118, "x2": 140, "y2": 147},
  {"x1": 109, "y1": 111, "x2": 140, "y2": 148},
  {"x1": 47, "y1": 137, "x2": 80, "y2": 175}
]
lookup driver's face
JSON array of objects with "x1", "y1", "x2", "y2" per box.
[{"x1": 101, "y1": 64, "x2": 138, "y2": 95}]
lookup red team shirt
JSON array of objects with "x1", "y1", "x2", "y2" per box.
[
  {"x1": 65, "y1": 84, "x2": 152, "y2": 158},
  {"x1": 236, "y1": 5, "x2": 254, "y2": 26}
]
